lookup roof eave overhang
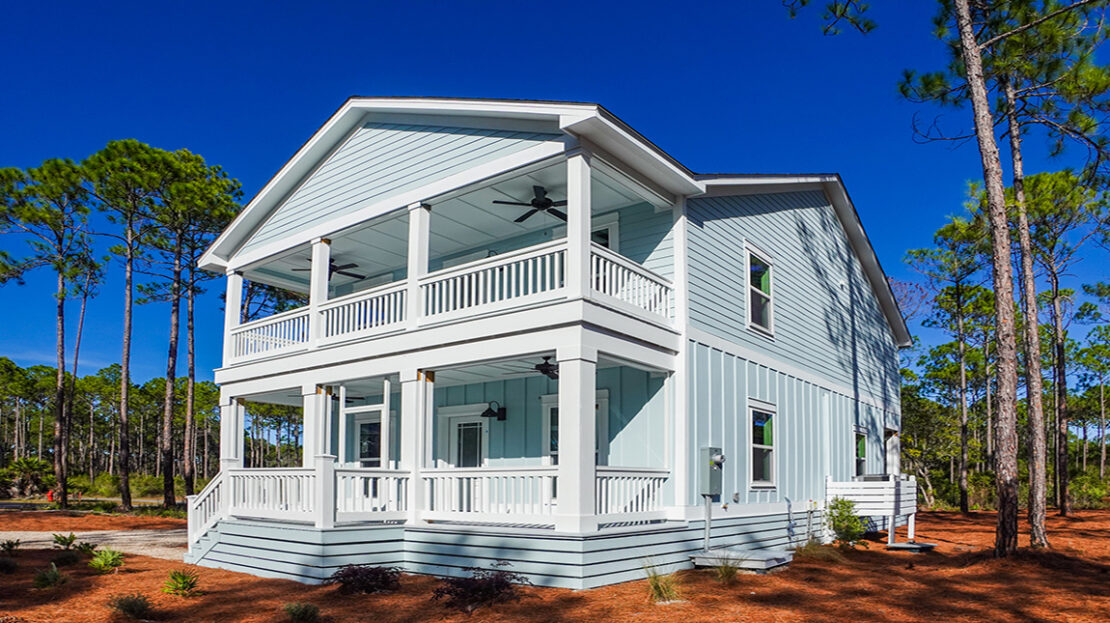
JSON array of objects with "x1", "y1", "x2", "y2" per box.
[{"x1": 698, "y1": 174, "x2": 913, "y2": 349}]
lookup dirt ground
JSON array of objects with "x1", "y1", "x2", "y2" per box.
[
  {"x1": 0, "y1": 511, "x2": 185, "y2": 532},
  {"x1": 1, "y1": 510, "x2": 1108, "y2": 623}
]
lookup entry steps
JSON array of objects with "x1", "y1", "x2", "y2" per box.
[{"x1": 690, "y1": 547, "x2": 792, "y2": 573}]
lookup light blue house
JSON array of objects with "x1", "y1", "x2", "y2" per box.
[{"x1": 185, "y1": 97, "x2": 914, "y2": 588}]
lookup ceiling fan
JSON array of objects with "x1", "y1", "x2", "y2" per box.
[
  {"x1": 492, "y1": 185, "x2": 567, "y2": 223},
  {"x1": 503, "y1": 356, "x2": 559, "y2": 381},
  {"x1": 291, "y1": 258, "x2": 366, "y2": 281}
]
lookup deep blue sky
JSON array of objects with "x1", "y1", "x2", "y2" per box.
[{"x1": 0, "y1": 1, "x2": 1103, "y2": 382}]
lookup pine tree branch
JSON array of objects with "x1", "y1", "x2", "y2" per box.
[{"x1": 978, "y1": 0, "x2": 1104, "y2": 52}]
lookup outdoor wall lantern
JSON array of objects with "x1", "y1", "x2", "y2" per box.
[{"x1": 480, "y1": 400, "x2": 507, "y2": 421}]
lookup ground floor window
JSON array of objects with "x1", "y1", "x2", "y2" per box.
[
  {"x1": 856, "y1": 429, "x2": 867, "y2": 477},
  {"x1": 750, "y1": 404, "x2": 775, "y2": 486}
]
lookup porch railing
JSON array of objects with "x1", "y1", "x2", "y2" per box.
[
  {"x1": 826, "y1": 474, "x2": 917, "y2": 516},
  {"x1": 420, "y1": 240, "x2": 566, "y2": 321},
  {"x1": 318, "y1": 282, "x2": 407, "y2": 345},
  {"x1": 227, "y1": 468, "x2": 315, "y2": 522},
  {"x1": 335, "y1": 468, "x2": 409, "y2": 522},
  {"x1": 422, "y1": 467, "x2": 558, "y2": 523},
  {"x1": 595, "y1": 467, "x2": 669, "y2": 521},
  {"x1": 186, "y1": 472, "x2": 224, "y2": 546},
  {"x1": 229, "y1": 307, "x2": 311, "y2": 361},
  {"x1": 590, "y1": 243, "x2": 673, "y2": 322}
]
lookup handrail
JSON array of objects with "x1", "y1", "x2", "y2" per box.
[
  {"x1": 596, "y1": 466, "x2": 670, "y2": 475},
  {"x1": 590, "y1": 242, "x2": 673, "y2": 287},
  {"x1": 231, "y1": 305, "x2": 311, "y2": 333},
  {"x1": 187, "y1": 471, "x2": 224, "y2": 545},
  {"x1": 318, "y1": 280, "x2": 407, "y2": 311},
  {"x1": 421, "y1": 466, "x2": 558, "y2": 474},
  {"x1": 419, "y1": 239, "x2": 567, "y2": 283}
]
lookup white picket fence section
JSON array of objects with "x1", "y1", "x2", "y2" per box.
[
  {"x1": 335, "y1": 469, "x2": 409, "y2": 522},
  {"x1": 595, "y1": 467, "x2": 669, "y2": 521},
  {"x1": 227, "y1": 468, "x2": 316, "y2": 522},
  {"x1": 590, "y1": 243, "x2": 673, "y2": 322},
  {"x1": 229, "y1": 307, "x2": 311, "y2": 360},
  {"x1": 318, "y1": 282, "x2": 406, "y2": 344},
  {"x1": 186, "y1": 472, "x2": 224, "y2": 546},
  {"x1": 421, "y1": 467, "x2": 558, "y2": 523},
  {"x1": 420, "y1": 240, "x2": 566, "y2": 321}
]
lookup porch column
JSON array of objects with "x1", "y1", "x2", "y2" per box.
[
  {"x1": 400, "y1": 368, "x2": 434, "y2": 524},
  {"x1": 565, "y1": 152, "x2": 592, "y2": 301},
  {"x1": 302, "y1": 384, "x2": 329, "y2": 467},
  {"x1": 222, "y1": 270, "x2": 243, "y2": 364},
  {"x1": 218, "y1": 395, "x2": 244, "y2": 468},
  {"x1": 556, "y1": 344, "x2": 598, "y2": 533},
  {"x1": 406, "y1": 202, "x2": 430, "y2": 329},
  {"x1": 307, "y1": 237, "x2": 331, "y2": 348}
]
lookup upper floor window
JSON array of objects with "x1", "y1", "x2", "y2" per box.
[{"x1": 748, "y1": 250, "x2": 773, "y2": 334}]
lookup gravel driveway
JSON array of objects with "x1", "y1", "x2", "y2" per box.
[{"x1": 0, "y1": 529, "x2": 187, "y2": 561}]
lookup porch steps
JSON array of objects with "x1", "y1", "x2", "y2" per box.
[{"x1": 690, "y1": 546, "x2": 793, "y2": 573}]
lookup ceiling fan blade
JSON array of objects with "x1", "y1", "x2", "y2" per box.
[
  {"x1": 332, "y1": 263, "x2": 358, "y2": 271},
  {"x1": 492, "y1": 200, "x2": 532, "y2": 206},
  {"x1": 532, "y1": 185, "x2": 547, "y2": 199},
  {"x1": 502, "y1": 371, "x2": 538, "y2": 376},
  {"x1": 546, "y1": 208, "x2": 568, "y2": 221},
  {"x1": 291, "y1": 267, "x2": 310, "y2": 271},
  {"x1": 552, "y1": 200, "x2": 568, "y2": 207},
  {"x1": 335, "y1": 270, "x2": 367, "y2": 279},
  {"x1": 546, "y1": 371, "x2": 559, "y2": 380},
  {"x1": 514, "y1": 209, "x2": 539, "y2": 223}
]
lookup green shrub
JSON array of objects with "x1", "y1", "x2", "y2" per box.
[
  {"x1": 326, "y1": 565, "x2": 401, "y2": 594},
  {"x1": 644, "y1": 564, "x2": 679, "y2": 602},
  {"x1": 91, "y1": 473, "x2": 121, "y2": 497},
  {"x1": 163, "y1": 568, "x2": 200, "y2": 596},
  {"x1": 827, "y1": 497, "x2": 867, "y2": 548},
  {"x1": 0, "y1": 557, "x2": 17, "y2": 574},
  {"x1": 1070, "y1": 470, "x2": 1110, "y2": 509},
  {"x1": 74, "y1": 542, "x2": 98, "y2": 556},
  {"x1": 283, "y1": 602, "x2": 320, "y2": 623},
  {"x1": 1, "y1": 539, "x2": 20, "y2": 556},
  {"x1": 3, "y1": 457, "x2": 54, "y2": 496},
  {"x1": 52, "y1": 533, "x2": 77, "y2": 550},
  {"x1": 432, "y1": 561, "x2": 530, "y2": 613},
  {"x1": 32, "y1": 563, "x2": 67, "y2": 588},
  {"x1": 89, "y1": 549, "x2": 124, "y2": 574},
  {"x1": 51, "y1": 550, "x2": 81, "y2": 567},
  {"x1": 108, "y1": 594, "x2": 152, "y2": 619},
  {"x1": 129, "y1": 474, "x2": 163, "y2": 498},
  {"x1": 67, "y1": 474, "x2": 92, "y2": 494}
]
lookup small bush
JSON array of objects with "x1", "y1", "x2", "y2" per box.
[
  {"x1": 74, "y1": 541, "x2": 98, "y2": 556},
  {"x1": 0, "y1": 557, "x2": 17, "y2": 574},
  {"x1": 1, "y1": 539, "x2": 20, "y2": 556},
  {"x1": 51, "y1": 550, "x2": 81, "y2": 567},
  {"x1": 283, "y1": 602, "x2": 319, "y2": 623},
  {"x1": 645, "y1": 564, "x2": 680, "y2": 603},
  {"x1": 327, "y1": 564, "x2": 401, "y2": 594},
  {"x1": 32, "y1": 563, "x2": 67, "y2": 588},
  {"x1": 91, "y1": 473, "x2": 122, "y2": 498},
  {"x1": 108, "y1": 593, "x2": 152, "y2": 619},
  {"x1": 163, "y1": 568, "x2": 200, "y2": 596},
  {"x1": 793, "y1": 540, "x2": 847, "y2": 563},
  {"x1": 433, "y1": 561, "x2": 530, "y2": 613},
  {"x1": 1070, "y1": 470, "x2": 1110, "y2": 510},
  {"x1": 827, "y1": 497, "x2": 867, "y2": 548},
  {"x1": 52, "y1": 533, "x2": 77, "y2": 550},
  {"x1": 129, "y1": 474, "x2": 163, "y2": 498},
  {"x1": 89, "y1": 548, "x2": 125, "y2": 574},
  {"x1": 712, "y1": 557, "x2": 739, "y2": 585}
]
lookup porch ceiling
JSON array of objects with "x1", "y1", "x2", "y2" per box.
[{"x1": 432, "y1": 353, "x2": 661, "y2": 388}]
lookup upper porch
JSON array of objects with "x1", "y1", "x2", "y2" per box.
[{"x1": 220, "y1": 144, "x2": 680, "y2": 370}]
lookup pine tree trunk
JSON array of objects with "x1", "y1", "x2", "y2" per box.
[
  {"x1": 954, "y1": 0, "x2": 1020, "y2": 557},
  {"x1": 1005, "y1": 80, "x2": 1049, "y2": 546},
  {"x1": 53, "y1": 270, "x2": 69, "y2": 508},
  {"x1": 161, "y1": 237, "x2": 183, "y2": 508},
  {"x1": 183, "y1": 267, "x2": 197, "y2": 496},
  {"x1": 1100, "y1": 377, "x2": 1106, "y2": 479},
  {"x1": 1049, "y1": 270, "x2": 1071, "y2": 515},
  {"x1": 118, "y1": 228, "x2": 135, "y2": 510},
  {"x1": 88, "y1": 402, "x2": 95, "y2": 483},
  {"x1": 958, "y1": 300, "x2": 970, "y2": 513},
  {"x1": 985, "y1": 337, "x2": 993, "y2": 465}
]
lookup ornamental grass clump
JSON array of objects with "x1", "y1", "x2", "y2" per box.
[
  {"x1": 432, "y1": 561, "x2": 530, "y2": 614},
  {"x1": 282, "y1": 602, "x2": 320, "y2": 623},
  {"x1": 712, "y1": 557, "x2": 740, "y2": 585},
  {"x1": 644, "y1": 564, "x2": 680, "y2": 603},
  {"x1": 108, "y1": 594, "x2": 153, "y2": 620},
  {"x1": 89, "y1": 548, "x2": 125, "y2": 574},
  {"x1": 326, "y1": 564, "x2": 401, "y2": 594},
  {"x1": 163, "y1": 568, "x2": 201, "y2": 596}
]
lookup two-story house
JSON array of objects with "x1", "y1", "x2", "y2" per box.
[{"x1": 184, "y1": 97, "x2": 913, "y2": 589}]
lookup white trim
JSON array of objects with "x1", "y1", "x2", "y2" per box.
[
  {"x1": 748, "y1": 401, "x2": 776, "y2": 489},
  {"x1": 745, "y1": 244, "x2": 774, "y2": 338},
  {"x1": 447, "y1": 415, "x2": 489, "y2": 468}
]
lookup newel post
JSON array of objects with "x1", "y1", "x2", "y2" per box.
[
  {"x1": 307, "y1": 237, "x2": 331, "y2": 348},
  {"x1": 314, "y1": 454, "x2": 337, "y2": 529}
]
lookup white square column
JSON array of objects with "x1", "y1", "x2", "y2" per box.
[
  {"x1": 565, "y1": 152, "x2": 592, "y2": 301},
  {"x1": 222, "y1": 271, "x2": 243, "y2": 365},
  {"x1": 218, "y1": 395, "x2": 244, "y2": 468},
  {"x1": 307, "y1": 237, "x2": 331, "y2": 347},
  {"x1": 406, "y1": 202, "x2": 430, "y2": 329},
  {"x1": 302, "y1": 384, "x2": 330, "y2": 467},
  {"x1": 400, "y1": 368, "x2": 434, "y2": 523},
  {"x1": 556, "y1": 343, "x2": 598, "y2": 533}
]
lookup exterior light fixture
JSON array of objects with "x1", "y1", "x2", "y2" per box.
[{"x1": 481, "y1": 400, "x2": 506, "y2": 421}]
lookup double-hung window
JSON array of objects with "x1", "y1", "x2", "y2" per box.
[
  {"x1": 750, "y1": 405, "x2": 775, "y2": 486},
  {"x1": 855, "y1": 430, "x2": 867, "y2": 477},
  {"x1": 748, "y1": 250, "x2": 773, "y2": 333}
]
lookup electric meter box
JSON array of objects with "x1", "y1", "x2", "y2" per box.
[{"x1": 699, "y1": 446, "x2": 725, "y2": 497}]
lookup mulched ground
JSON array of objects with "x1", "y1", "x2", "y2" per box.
[
  {"x1": 0, "y1": 511, "x2": 185, "y2": 532},
  {"x1": 1, "y1": 510, "x2": 1108, "y2": 623}
]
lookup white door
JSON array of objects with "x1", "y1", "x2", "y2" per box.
[{"x1": 448, "y1": 416, "x2": 488, "y2": 468}]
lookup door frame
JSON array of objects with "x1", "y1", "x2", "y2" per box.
[{"x1": 436, "y1": 403, "x2": 491, "y2": 468}]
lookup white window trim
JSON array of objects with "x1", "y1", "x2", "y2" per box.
[
  {"x1": 435, "y1": 403, "x2": 491, "y2": 468},
  {"x1": 540, "y1": 389, "x2": 610, "y2": 466},
  {"x1": 854, "y1": 426, "x2": 868, "y2": 478},
  {"x1": 745, "y1": 244, "x2": 775, "y2": 338},
  {"x1": 555, "y1": 211, "x2": 620, "y2": 253},
  {"x1": 748, "y1": 399, "x2": 776, "y2": 489}
]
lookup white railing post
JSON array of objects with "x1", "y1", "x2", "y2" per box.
[
  {"x1": 407, "y1": 202, "x2": 430, "y2": 328},
  {"x1": 314, "y1": 455, "x2": 337, "y2": 529},
  {"x1": 307, "y1": 237, "x2": 331, "y2": 349},
  {"x1": 887, "y1": 473, "x2": 897, "y2": 545},
  {"x1": 555, "y1": 342, "x2": 598, "y2": 532},
  {"x1": 565, "y1": 152, "x2": 591, "y2": 301},
  {"x1": 223, "y1": 270, "x2": 242, "y2": 365}
]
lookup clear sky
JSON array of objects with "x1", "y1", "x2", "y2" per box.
[{"x1": 0, "y1": 1, "x2": 1103, "y2": 382}]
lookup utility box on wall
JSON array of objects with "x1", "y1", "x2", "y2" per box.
[{"x1": 699, "y1": 446, "x2": 725, "y2": 497}]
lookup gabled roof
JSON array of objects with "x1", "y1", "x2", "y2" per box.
[{"x1": 201, "y1": 97, "x2": 910, "y2": 348}]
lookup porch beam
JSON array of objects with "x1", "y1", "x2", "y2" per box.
[
  {"x1": 565, "y1": 152, "x2": 591, "y2": 301},
  {"x1": 307, "y1": 237, "x2": 331, "y2": 348},
  {"x1": 556, "y1": 343, "x2": 598, "y2": 532},
  {"x1": 222, "y1": 271, "x2": 243, "y2": 365},
  {"x1": 406, "y1": 202, "x2": 430, "y2": 329}
]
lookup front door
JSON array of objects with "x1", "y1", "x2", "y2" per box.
[
  {"x1": 354, "y1": 414, "x2": 381, "y2": 468},
  {"x1": 448, "y1": 416, "x2": 488, "y2": 468}
]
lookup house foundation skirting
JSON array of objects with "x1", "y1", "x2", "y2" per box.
[{"x1": 184, "y1": 509, "x2": 825, "y2": 590}]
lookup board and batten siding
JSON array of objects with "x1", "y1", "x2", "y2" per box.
[
  {"x1": 239, "y1": 122, "x2": 561, "y2": 255},
  {"x1": 686, "y1": 339, "x2": 893, "y2": 508},
  {"x1": 685, "y1": 191, "x2": 900, "y2": 409}
]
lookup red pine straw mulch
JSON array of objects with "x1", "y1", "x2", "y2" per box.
[
  {"x1": 0, "y1": 511, "x2": 185, "y2": 531},
  {"x1": 1, "y1": 510, "x2": 1108, "y2": 623}
]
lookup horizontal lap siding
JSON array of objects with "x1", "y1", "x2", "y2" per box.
[
  {"x1": 240, "y1": 123, "x2": 560, "y2": 254},
  {"x1": 685, "y1": 191, "x2": 900, "y2": 410},
  {"x1": 616, "y1": 203, "x2": 674, "y2": 280}
]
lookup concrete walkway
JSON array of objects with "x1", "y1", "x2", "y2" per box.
[{"x1": 0, "y1": 529, "x2": 187, "y2": 561}]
